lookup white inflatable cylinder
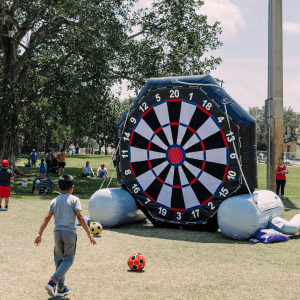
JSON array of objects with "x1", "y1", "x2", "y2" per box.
[
  {"x1": 88, "y1": 188, "x2": 146, "y2": 227},
  {"x1": 269, "y1": 214, "x2": 300, "y2": 235},
  {"x1": 218, "y1": 190, "x2": 284, "y2": 240}
]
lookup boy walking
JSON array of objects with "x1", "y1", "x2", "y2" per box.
[
  {"x1": 0, "y1": 160, "x2": 14, "y2": 210},
  {"x1": 34, "y1": 174, "x2": 96, "y2": 297}
]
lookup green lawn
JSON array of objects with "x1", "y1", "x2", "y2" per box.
[{"x1": 1, "y1": 157, "x2": 300, "y2": 299}]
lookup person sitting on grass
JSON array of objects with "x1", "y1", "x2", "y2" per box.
[
  {"x1": 81, "y1": 161, "x2": 94, "y2": 177},
  {"x1": 97, "y1": 164, "x2": 110, "y2": 178},
  {"x1": 0, "y1": 160, "x2": 14, "y2": 211},
  {"x1": 25, "y1": 157, "x2": 32, "y2": 167},
  {"x1": 34, "y1": 174, "x2": 96, "y2": 298}
]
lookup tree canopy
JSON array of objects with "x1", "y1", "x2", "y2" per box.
[
  {"x1": 248, "y1": 106, "x2": 300, "y2": 150},
  {"x1": 0, "y1": 0, "x2": 223, "y2": 170}
]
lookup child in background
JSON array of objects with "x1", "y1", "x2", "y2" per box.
[
  {"x1": 39, "y1": 159, "x2": 46, "y2": 178},
  {"x1": 34, "y1": 174, "x2": 96, "y2": 297},
  {"x1": 0, "y1": 160, "x2": 14, "y2": 211}
]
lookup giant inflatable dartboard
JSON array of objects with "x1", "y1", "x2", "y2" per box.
[{"x1": 116, "y1": 75, "x2": 257, "y2": 231}]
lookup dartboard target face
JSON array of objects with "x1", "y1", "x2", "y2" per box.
[{"x1": 118, "y1": 85, "x2": 242, "y2": 226}]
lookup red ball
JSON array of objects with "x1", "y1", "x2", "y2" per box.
[{"x1": 127, "y1": 253, "x2": 146, "y2": 271}]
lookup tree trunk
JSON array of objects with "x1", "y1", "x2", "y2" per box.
[
  {"x1": 86, "y1": 137, "x2": 91, "y2": 154},
  {"x1": 45, "y1": 131, "x2": 51, "y2": 151},
  {"x1": 98, "y1": 138, "x2": 101, "y2": 155},
  {"x1": 0, "y1": 134, "x2": 24, "y2": 175}
]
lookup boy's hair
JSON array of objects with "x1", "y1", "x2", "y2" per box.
[
  {"x1": 41, "y1": 158, "x2": 44, "y2": 163},
  {"x1": 59, "y1": 174, "x2": 74, "y2": 191},
  {"x1": 61, "y1": 148, "x2": 65, "y2": 152}
]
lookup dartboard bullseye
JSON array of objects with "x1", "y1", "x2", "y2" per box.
[
  {"x1": 166, "y1": 145, "x2": 185, "y2": 166},
  {"x1": 116, "y1": 75, "x2": 257, "y2": 231}
]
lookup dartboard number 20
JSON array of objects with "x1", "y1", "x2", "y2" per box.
[{"x1": 119, "y1": 86, "x2": 241, "y2": 225}]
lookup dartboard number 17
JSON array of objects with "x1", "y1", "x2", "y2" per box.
[{"x1": 119, "y1": 86, "x2": 241, "y2": 225}]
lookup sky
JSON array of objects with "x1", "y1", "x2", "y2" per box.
[{"x1": 115, "y1": 0, "x2": 300, "y2": 113}]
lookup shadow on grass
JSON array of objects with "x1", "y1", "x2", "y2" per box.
[
  {"x1": 48, "y1": 297, "x2": 71, "y2": 300},
  {"x1": 106, "y1": 222, "x2": 254, "y2": 245},
  {"x1": 127, "y1": 269, "x2": 145, "y2": 273},
  {"x1": 282, "y1": 197, "x2": 300, "y2": 211},
  {"x1": 287, "y1": 234, "x2": 300, "y2": 240}
]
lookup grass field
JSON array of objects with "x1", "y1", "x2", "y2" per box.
[{"x1": 1, "y1": 156, "x2": 300, "y2": 299}]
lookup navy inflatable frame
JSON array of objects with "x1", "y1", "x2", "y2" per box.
[{"x1": 115, "y1": 75, "x2": 257, "y2": 231}]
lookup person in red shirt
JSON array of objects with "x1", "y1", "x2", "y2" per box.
[
  {"x1": 275, "y1": 157, "x2": 289, "y2": 199},
  {"x1": 45, "y1": 149, "x2": 54, "y2": 176}
]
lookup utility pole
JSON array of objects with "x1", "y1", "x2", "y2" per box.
[{"x1": 266, "y1": 0, "x2": 284, "y2": 191}]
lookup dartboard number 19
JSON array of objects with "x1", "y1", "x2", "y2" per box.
[{"x1": 119, "y1": 86, "x2": 241, "y2": 225}]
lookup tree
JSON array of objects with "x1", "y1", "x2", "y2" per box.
[
  {"x1": 248, "y1": 106, "x2": 300, "y2": 150},
  {"x1": 248, "y1": 106, "x2": 268, "y2": 150},
  {"x1": 1, "y1": 0, "x2": 223, "y2": 172},
  {"x1": 283, "y1": 106, "x2": 300, "y2": 144}
]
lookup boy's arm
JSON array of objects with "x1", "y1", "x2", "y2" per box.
[
  {"x1": 75, "y1": 210, "x2": 96, "y2": 245},
  {"x1": 34, "y1": 211, "x2": 53, "y2": 246}
]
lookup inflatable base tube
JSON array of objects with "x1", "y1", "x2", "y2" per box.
[
  {"x1": 218, "y1": 190, "x2": 284, "y2": 240},
  {"x1": 268, "y1": 215, "x2": 300, "y2": 235},
  {"x1": 88, "y1": 188, "x2": 146, "y2": 228}
]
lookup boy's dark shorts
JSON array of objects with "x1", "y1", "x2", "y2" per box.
[
  {"x1": 58, "y1": 162, "x2": 66, "y2": 168},
  {"x1": 0, "y1": 186, "x2": 11, "y2": 198}
]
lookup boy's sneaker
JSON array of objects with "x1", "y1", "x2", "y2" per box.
[
  {"x1": 3, "y1": 207, "x2": 8, "y2": 211},
  {"x1": 45, "y1": 281, "x2": 56, "y2": 297},
  {"x1": 56, "y1": 287, "x2": 71, "y2": 297}
]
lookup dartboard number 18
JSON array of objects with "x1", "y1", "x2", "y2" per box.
[{"x1": 119, "y1": 86, "x2": 241, "y2": 225}]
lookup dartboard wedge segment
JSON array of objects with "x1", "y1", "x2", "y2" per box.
[{"x1": 116, "y1": 75, "x2": 257, "y2": 231}]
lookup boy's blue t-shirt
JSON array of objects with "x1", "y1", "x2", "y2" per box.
[{"x1": 49, "y1": 194, "x2": 82, "y2": 233}]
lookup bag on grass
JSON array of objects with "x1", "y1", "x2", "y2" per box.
[{"x1": 253, "y1": 229, "x2": 289, "y2": 243}]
